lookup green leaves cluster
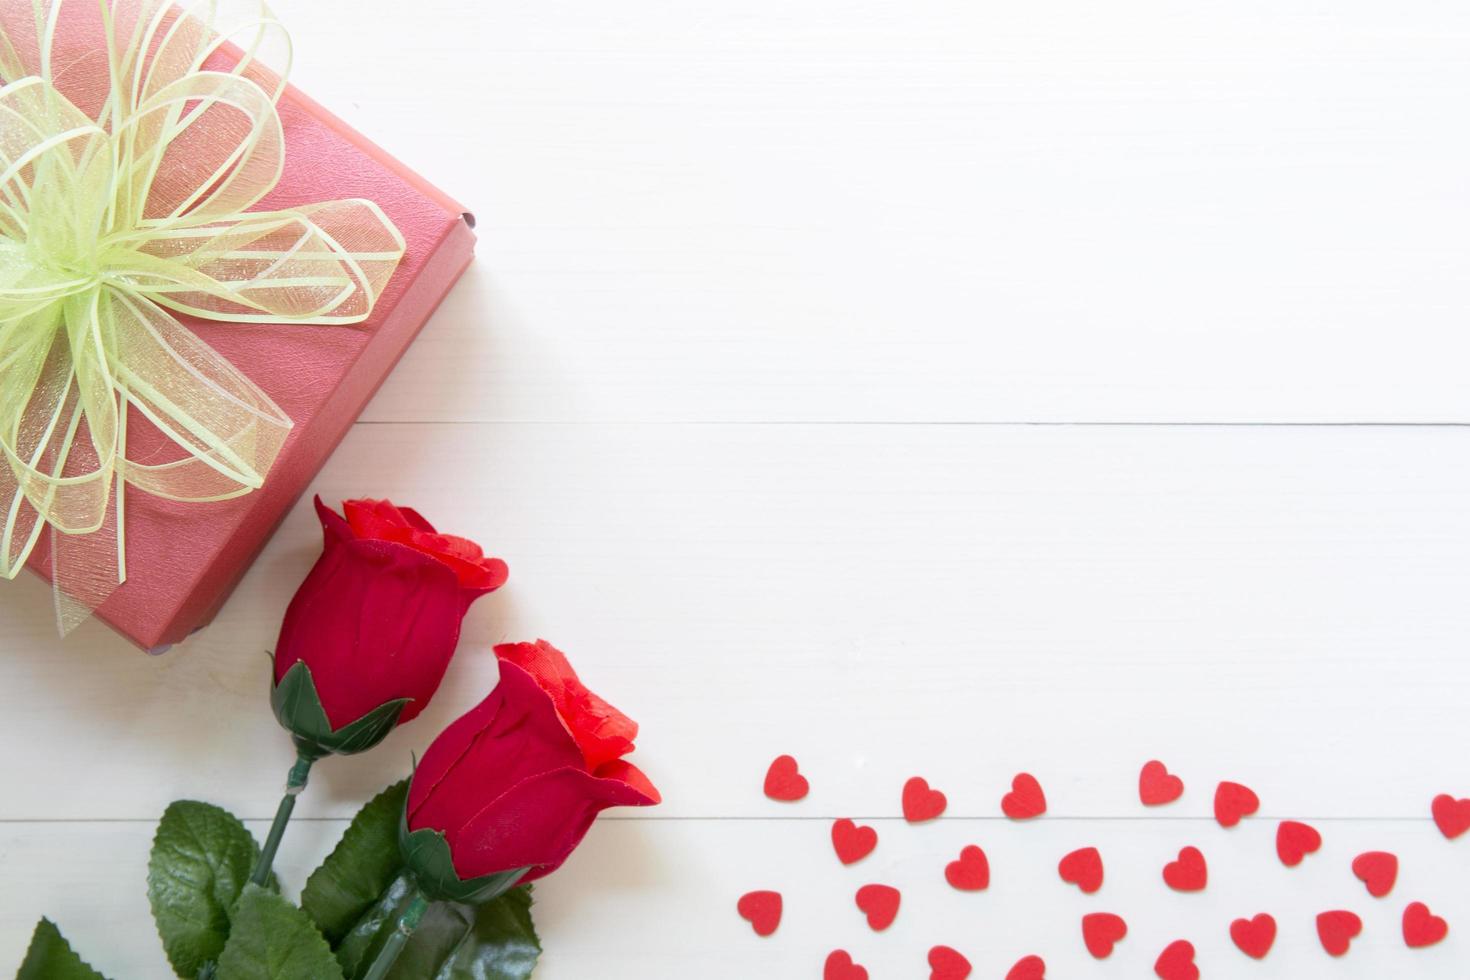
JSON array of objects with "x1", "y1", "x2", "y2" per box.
[
  {"x1": 146, "y1": 800, "x2": 279, "y2": 976},
  {"x1": 301, "y1": 781, "x2": 540, "y2": 980},
  {"x1": 17, "y1": 787, "x2": 540, "y2": 980}
]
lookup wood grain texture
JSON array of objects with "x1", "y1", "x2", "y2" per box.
[
  {"x1": 3, "y1": 818, "x2": 1465, "y2": 977},
  {"x1": 4, "y1": 0, "x2": 1470, "y2": 977},
  {"x1": 2, "y1": 424, "x2": 1468, "y2": 824},
  {"x1": 8, "y1": 422, "x2": 1467, "y2": 973},
  {"x1": 278, "y1": 0, "x2": 1470, "y2": 423}
]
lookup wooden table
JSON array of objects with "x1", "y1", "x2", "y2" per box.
[{"x1": 3, "y1": 1, "x2": 1468, "y2": 976}]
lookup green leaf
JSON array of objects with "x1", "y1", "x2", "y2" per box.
[
  {"x1": 215, "y1": 885, "x2": 345, "y2": 980},
  {"x1": 334, "y1": 876, "x2": 540, "y2": 980},
  {"x1": 15, "y1": 919, "x2": 110, "y2": 980},
  {"x1": 148, "y1": 801, "x2": 273, "y2": 978},
  {"x1": 333, "y1": 875, "x2": 440, "y2": 979},
  {"x1": 271, "y1": 662, "x2": 408, "y2": 759},
  {"x1": 436, "y1": 887, "x2": 540, "y2": 980},
  {"x1": 302, "y1": 781, "x2": 410, "y2": 945}
]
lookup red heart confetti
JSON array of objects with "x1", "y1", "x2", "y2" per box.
[
  {"x1": 824, "y1": 950, "x2": 868, "y2": 980},
  {"x1": 1153, "y1": 940, "x2": 1199, "y2": 980},
  {"x1": 1081, "y1": 912, "x2": 1128, "y2": 959},
  {"x1": 1139, "y1": 760, "x2": 1184, "y2": 806},
  {"x1": 831, "y1": 818, "x2": 878, "y2": 866},
  {"x1": 1214, "y1": 781, "x2": 1260, "y2": 828},
  {"x1": 1058, "y1": 846, "x2": 1104, "y2": 894},
  {"x1": 1432, "y1": 794, "x2": 1470, "y2": 840},
  {"x1": 1351, "y1": 851, "x2": 1398, "y2": 898},
  {"x1": 1230, "y1": 913, "x2": 1277, "y2": 959},
  {"x1": 1162, "y1": 846, "x2": 1207, "y2": 892},
  {"x1": 1316, "y1": 910, "x2": 1363, "y2": 957},
  {"x1": 855, "y1": 884, "x2": 901, "y2": 931},
  {"x1": 927, "y1": 945, "x2": 972, "y2": 980},
  {"x1": 1002, "y1": 773, "x2": 1047, "y2": 819},
  {"x1": 743, "y1": 759, "x2": 1458, "y2": 974},
  {"x1": 1005, "y1": 956, "x2": 1046, "y2": 980},
  {"x1": 1403, "y1": 902, "x2": 1449, "y2": 949},
  {"x1": 735, "y1": 891, "x2": 781, "y2": 937},
  {"x1": 903, "y1": 776, "x2": 948, "y2": 823},
  {"x1": 762, "y1": 755, "x2": 808, "y2": 802},
  {"x1": 944, "y1": 845, "x2": 990, "y2": 892},
  {"x1": 1276, "y1": 820, "x2": 1322, "y2": 867}
]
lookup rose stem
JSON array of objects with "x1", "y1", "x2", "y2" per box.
[
  {"x1": 248, "y1": 751, "x2": 316, "y2": 887},
  {"x1": 362, "y1": 890, "x2": 431, "y2": 980}
]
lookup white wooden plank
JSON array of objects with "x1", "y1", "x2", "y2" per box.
[
  {"x1": 2, "y1": 817, "x2": 1465, "y2": 977},
  {"x1": 8, "y1": 2, "x2": 1470, "y2": 975},
  {"x1": 268, "y1": 0, "x2": 1470, "y2": 423},
  {"x1": 0, "y1": 422, "x2": 1466, "y2": 822}
]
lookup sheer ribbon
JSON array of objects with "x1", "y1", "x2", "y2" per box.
[{"x1": 0, "y1": 0, "x2": 405, "y2": 631}]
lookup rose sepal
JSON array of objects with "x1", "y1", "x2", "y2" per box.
[
  {"x1": 397, "y1": 816, "x2": 530, "y2": 905},
  {"x1": 270, "y1": 661, "x2": 410, "y2": 759}
]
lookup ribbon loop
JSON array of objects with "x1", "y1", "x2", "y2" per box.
[
  {"x1": 120, "y1": 68, "x2": 282, "y2": 225},
  {"x1": 112, "y1": 199, "x2": 406, "y2": 323},
  {"x1": 0, "y1": 0, "x2": 404, "y2": 630},
  {"x1": 108, "y1": 286, "x2": 289, "y2": 501}
]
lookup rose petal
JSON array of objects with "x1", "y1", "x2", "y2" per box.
[
  {"x1": 274, "y1": 536, "x2": 462, "y2": 726},
  {"x1": 497, "y1": 640, "x2": 640, "y2": 770},
  {"x1": 407, "y1": 662, "x2": 587, "y2": 835},
  {"x1": 451, "y1": 763, "x2": 660, "y2": 881}
]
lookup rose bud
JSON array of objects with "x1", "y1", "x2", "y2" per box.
[
  {"x1": 270, "y1": 496, "x2": 508, "y2": 759},
  {"x1": 400, "y1": 641, "x2": 660, "y2": 902}
]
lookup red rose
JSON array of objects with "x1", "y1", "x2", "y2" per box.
[
  {"x1": 405, "y1": 647, "x2": 659, "y2": 884},
  {"x1": 495, "y1": 639, "x2": 638, "y2": 771},
  {"x1": 273, "y1": 497, "x2": 508, "y2": 738},
  {"x1": 341, "y1": 499, "x2": 508, "y2": 597}
]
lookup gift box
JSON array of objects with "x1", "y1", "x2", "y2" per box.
[{"x1": 12, "y1": 12, "x2": 476, "y2": 652}]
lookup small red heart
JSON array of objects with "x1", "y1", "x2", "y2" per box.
[
  {"x1": 1152, "y1": 940, "x2": 1198, "y2": 980},
  {"x1": 1351, "y1": 851, "x2": 1398, "y2": 898},
  {"x1": 1213, "y1": 781, "x2": 1259, "y2": 828},
  {"x1": 1004, "y1": 956, "x2": 1046, "y2": 980},
  {"x1": 824, "y1": 950, "x2": 868, "y2": 980},
  {"x1": 1002, "y1": 773, "x2": 1047, "y2": 819},
  {"x1": 831, "y1": 818, "x2": 878, "y2": 865},
  {"x1": 1139, "y1": 760, "x2": 1184, "y2": 806},
  {"x1": 735, "y1": 891, "x2": 781, "y2": 937},
  {"x1": 1058, "y1": 846, "x2": 1104, "y2": 893},
  {"x1": 945, "y1": 845, "x2": 990, "y2": 891},
  {"x1": 927, "y1": 945, "x2": 972, "y2": 980},
  {"x1": 1316, "y1": 910, "x2": 1363, "y2": 957},
  {"x1": 1403, "y1": 902, "x2": 1449, "y2": 948},
  {"x1": 855, "y1": 884, "x2": 901, "y2": 931},
  {"x1": 1230, "y1": 913, "x2": 1277, "y2": 959},
  {"x1": 1081, "y1": 912, "x2": 1128, "y2": 959},
  {"x1": 1432, "y1": 794, "x2": 1470, "y2": 840},
  {"x1": 1162, "y1": 846, "x2": 1207, "y2": 892},
  {"x1": 763, "y1": 755, "x2": 808, "y2": 802},
  {"x1": 1276, "y1": 820, "x2": 1322, "y2": 867},
  {"x1": 903, "y1": 776, "x2": 948, "y2": 822}
]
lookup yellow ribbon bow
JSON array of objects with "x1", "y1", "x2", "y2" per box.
[{"x1": 0, "y1": 0, "x2": 405, "y2": 630}]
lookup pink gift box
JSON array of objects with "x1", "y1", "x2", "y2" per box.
[{"x1": 25, "y1": 78, "x2": 475, "y2": 652}]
